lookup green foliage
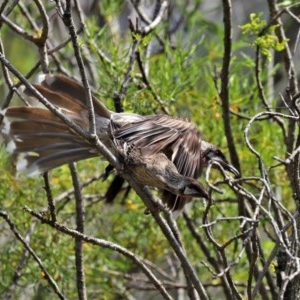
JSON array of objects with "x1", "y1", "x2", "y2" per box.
[
  {"x1": 99, "y1": 0, "x2": 124, "y2": 19},
  {"x1": 240, "y1": 13, "x2": 289, "y2": 60}
]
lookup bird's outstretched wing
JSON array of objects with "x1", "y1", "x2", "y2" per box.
[
  {"x1": 113, "y1": 114, "x2": 202, "y2": 177},
  {"x1": 113, "y1": 114, "x2": 204, "y2": 211}
]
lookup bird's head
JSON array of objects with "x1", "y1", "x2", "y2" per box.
[{"x1": 200, "y1": 142, "x2": 239, "y2": 177}]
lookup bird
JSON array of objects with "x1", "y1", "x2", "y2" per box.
[{"x1": 1, "y1": 74, "x2": 239, "y2": 211}]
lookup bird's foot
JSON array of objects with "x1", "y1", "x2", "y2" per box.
[{"x1": 102, "y1": 164, "x2": 115, "y2": 181}]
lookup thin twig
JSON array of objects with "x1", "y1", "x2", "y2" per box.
[
  {"x1": 69, "y1": 163, "x2": 87, "y2": 300},
  {"x1": 43, "y1": 173, "x2": 57, "y2": 223}
]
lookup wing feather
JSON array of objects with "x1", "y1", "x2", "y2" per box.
[{"x1": 113, "y1": 114, "x2": 202, "y2": 177}]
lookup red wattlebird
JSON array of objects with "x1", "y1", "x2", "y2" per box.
[{"x1": 1, "y1": 75, "x2": 238, "y2": 211}]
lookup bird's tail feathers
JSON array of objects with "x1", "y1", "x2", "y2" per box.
[
  {"x1": 1, "y1": 74, "x2": 112, "y2": 175},
  {"x1": 1, "y1": 106, "x2": 99, "y2": 175}
]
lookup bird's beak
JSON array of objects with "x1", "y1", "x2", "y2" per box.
[
  {"x1": 183, "y1": 181, "x2": 209, "y2": 199},
  {"x1": 211, "y1": 156, "x2": 240, "y2": 177}
]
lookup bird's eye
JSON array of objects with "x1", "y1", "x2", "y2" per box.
[{"x1": 201, "y1": 156, "x2": 208, "y2": 165}]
